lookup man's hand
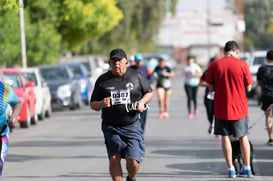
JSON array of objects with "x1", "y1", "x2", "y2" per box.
[
  {"x1": 136, "y1": 101, "x2": 144, "y2": 112},
  {"x1": 102, "y1": 97, "x2": 111, "y2": 108},
  {"x1": 8, "y1": 117, "x2": 18, "y2": 128}
]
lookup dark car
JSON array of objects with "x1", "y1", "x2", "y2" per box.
[
  {"x1": 61, "y1": 62, "x2": 93, "y2": 105},
  {"x1": 39, "y1": 65, "x2": 81, "y2": 110}
]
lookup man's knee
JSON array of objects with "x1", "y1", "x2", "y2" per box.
[
  {"x1": 110, "y1": 154, "x2": 122, "y2": 165},
  {"x1": 125, "y1": 157, "x2": 139, "y2": 168}
]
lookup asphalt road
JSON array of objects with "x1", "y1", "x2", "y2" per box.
[{"x1": 4, "y1": 68, "x2": 273, "y2": 181}]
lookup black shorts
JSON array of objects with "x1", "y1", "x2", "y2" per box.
[
  {"x1": 214, "y1": 116, "x2": 249, "y2": 137},
  {"x1": 261, "y1": 96, "x2": 273, "y2": 111}
]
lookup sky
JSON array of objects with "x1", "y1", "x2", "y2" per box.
[{"x1": 176, "y1": 0, "x2": 228, "y2": 12}]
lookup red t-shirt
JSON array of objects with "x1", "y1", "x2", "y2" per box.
[{"x1": 205, "y1": 56, "x2": 253, "y2": 120}]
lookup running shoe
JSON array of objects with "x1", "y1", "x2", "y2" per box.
[
  {"x1": 126, "y1": 176, "x2": 136, "y2": 181},
  {"x1": 164, "y1": 112, "x2": 169, "y2": 119},
  {"x1": 239, "y1": 168, "x2": 253, "y2": 178},
  {"x1": 188, "y1": 113, "x2": 193, "y2": 119},
  {"x1": 158, "y1": 112, "x2": 164, "y2": 119},
  {"x1": 228, "y1": 169, "x2": 236, "y2": 178},
  {"x1": 194, "y1": 109, "x2": 198, "y2": 116},
  {"x1": 266, "y1": 139, "x2": 273, "y2": 146}
]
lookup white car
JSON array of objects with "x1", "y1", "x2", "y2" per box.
[
  {"x1": 21, "y1": 67, "x2": 52, "y2": 120},
  {"x1": 248, "y1": 50, "x2": 267, "y2": 104}
]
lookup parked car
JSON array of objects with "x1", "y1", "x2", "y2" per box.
[
  {"x1": 248, "y1": 50, "x2": 267, "y2": 104},
  {"x1": 60, "y1": 62, "x2": 92, "y2": 105},
  {"x1": 238, "y1": 52, "x2": 252, "y2": 65},
  {"x1": 21, "y1": 67, "x2": 52, "y2": 120},
  {"x1": 2, "y1": 68, "x2": 37, "y2": 128},
  {"x1": 58, "y1": 55, "x2": 107, "y2": 86},
  {"x1": 38, "y1": 65, "x2": 81, "y2": 110}
]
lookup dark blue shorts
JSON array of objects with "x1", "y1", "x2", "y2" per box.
[
  {"x1": 102, "y1": 120, "x2": 145, "y2": 163},
  {"x1": 214, "y1": 116, "x2": 249, "y2": 137}
]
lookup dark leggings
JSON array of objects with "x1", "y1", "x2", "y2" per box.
[
  {"x1": 184, "y1": 85, "x2": 198, "y2": 114},
  {"x1": 204, "y1": 96, "x2": 214, "y2": 125}
]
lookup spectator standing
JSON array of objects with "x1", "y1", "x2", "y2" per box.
[
  {"x1": 90, "y1": 48, "x2": 154, "y2": 181},
  {"x1": 205, "y1": 40, "x2": 253, "y2": 178},
  {"x1": 257, "y1": 50, "x2": 273, "y2": 146},
  {"x1": 129, "y1": 53, "x2": 154, "y2": 131},
  {"x1": 153, "y1": 58, "x2": 175, "y2": 119},
  {"x1": 183, "y1": 55, "x2": 202, "y2": 119}
]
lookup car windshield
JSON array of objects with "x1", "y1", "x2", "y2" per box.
[
  {"x1": 3, "y1": 73, "x2": 22, "y2": 88},
  {"x1": 69, "y1": 66, "x2": 82, "y2": 77},
  {"x1": 40, "y1": 67, "x2": 70, "y2": 81},
  {"x1": 253, "y1": 56, "x2": 266, "y2": 65},
  {"x1": 22, "y1": 72, "x2": 38, "y2": 86},
  {"x1": 81, "y1": 62, "x2": 91, "y2": 73}
]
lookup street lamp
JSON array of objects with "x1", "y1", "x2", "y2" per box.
[{"x1": 19, "y1": 0, "x2": 27, "y2": 68}]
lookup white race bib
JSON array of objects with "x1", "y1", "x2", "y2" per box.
[{"x1": 111, "y1": 89, "x2": 131, "y2": 105}]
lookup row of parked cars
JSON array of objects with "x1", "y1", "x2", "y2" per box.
[
  {"x1": 239, "y1": 50, "x2": 267, "y2": 105},
  {"x1": 0, "y1": 55, "x2": 108, "y2": 129}
]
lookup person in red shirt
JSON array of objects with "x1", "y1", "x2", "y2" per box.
[{"x1": 205, "y1": 41, "x2": 253, "y2": 178}]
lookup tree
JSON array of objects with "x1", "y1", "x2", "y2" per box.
[
  {"x1": 0, "y1": 0, "x2": 123, "y2": 66},
  {"x1": 0, "y1": 7, "x2": 21, "y2": 67},
  {"x1": 0, "y1": 0, "x2": 17, "y2": 12},
  {"x1": 244, "y1": 0, "x2": 273, "y2": 50},
  {"x1": 80, "y1": 0, "x2": 178, "y2": 55}
]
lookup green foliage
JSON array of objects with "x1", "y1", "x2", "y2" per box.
[
  {"x1": 59, "y1": 0, "x2": 123, "y2": 51},
  {"x1": 244, "y1": 0, "x2": 273, "y2": 50},
  {"x1": 0, "y1": 8, "x2": 21, "y2": 67},
  {"x1": 0, "y1": 0, "x2": 123, "y2": 66},
  {"x1": 80, "y1": 0, "x2": 173, "y2": 56},
  {"x1": 0, "y1": 0, "x2": 177, "y2": 67},
  {"x1": 0, "y1": 0, "x2": 18, "y2": 13},
  {"x1": 24, "y1": 14, "x2": 62, "y2": 66}
]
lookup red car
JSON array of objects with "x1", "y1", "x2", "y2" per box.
[{"x1": 2, "y1": 68, "x2": 37, "y2": 128}]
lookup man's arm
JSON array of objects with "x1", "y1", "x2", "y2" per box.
[
  {"x1": 207, "y1": 84, "x2": 214, "y2": 92},
  {"x1": 90, "y1": 97, "x2": 111, "y2": 111},
  {"x1": 10, "y1": 101, "x2": 22, "y2": 127},
  {"x1": 137, "y1": 91, "x2": 154, "y2": 112},
  {"x1": 245, "y1": 84, "x2": 252, "y2": 93}
]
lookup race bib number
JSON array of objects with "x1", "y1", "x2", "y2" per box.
[{"x1": 111, "y1": 90, "x2": 131, "y2": 105}]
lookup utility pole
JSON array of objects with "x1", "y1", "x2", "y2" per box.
[
  {"x1": 19, "y1": 0, "x2": 27, "y2": 68},
  {"x1": 206, "y1": 0, "x2": 211, "y2": 60}
]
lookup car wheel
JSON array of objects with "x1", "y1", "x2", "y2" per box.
[{"x1": 20, "y1": 106, "x2": 31, "y2": 128}]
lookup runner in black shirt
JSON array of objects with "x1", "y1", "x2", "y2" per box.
[
  {"x1": 90, "y1": 48, "x2": 154, "y2": 181},
  {"x1": 257, "y1": 50, "x2": 273, "y2": 146}
]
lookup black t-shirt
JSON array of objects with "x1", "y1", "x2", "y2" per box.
[
  {"x1": 153, "y1": 66, "x2": 172, "y2": 88},
  {"x1": 91, "y1": 68, "x2": 153, "y2": 126},
  {"x1": 257, "y1": 64, "x2": 273, "y2": 98},
  {"x1": 201, "y1": 69, "x2": 209, "y2": 96}
]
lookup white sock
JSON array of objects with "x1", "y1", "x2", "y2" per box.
[
  {"x1": 228, "y1": 166, "x2": 235, "y2": 171},
  {"x1": 244, "y1": 165, "x2": 251, "y2": 170}
]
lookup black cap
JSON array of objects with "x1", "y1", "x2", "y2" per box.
[{"x1": 109, "y1": 48, "x2": 127, "y2": 59}]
